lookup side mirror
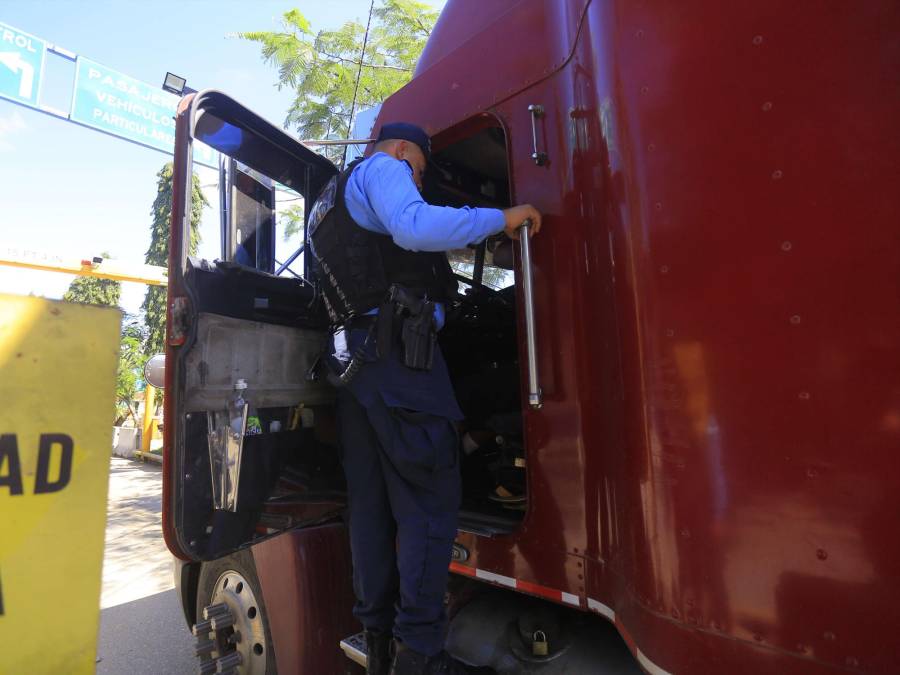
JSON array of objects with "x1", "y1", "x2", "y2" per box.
[{"x1": 143, "y1": 354, "x2": 166, "y2": 390}]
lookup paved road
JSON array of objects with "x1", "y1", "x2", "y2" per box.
[{"x1": 96, "y1": 458, "x2": 195, "y2": 675}]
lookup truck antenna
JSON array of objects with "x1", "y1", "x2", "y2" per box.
[{"x1": 343, "y1": 0, "x2": 375, "y2": 169}]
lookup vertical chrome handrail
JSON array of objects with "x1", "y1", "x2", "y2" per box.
[{"x1": 519, "y1": 220, "x2": 542, "y2": 408}]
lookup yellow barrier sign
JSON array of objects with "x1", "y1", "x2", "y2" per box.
[{"x1": 0, "y1": 294, "x2": 120, "y2": 674}]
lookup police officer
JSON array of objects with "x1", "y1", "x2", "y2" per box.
[{"x1": 308, "y1": 122, "x2": 541, "y2": 675}]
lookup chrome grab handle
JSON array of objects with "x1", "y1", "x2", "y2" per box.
[
  {"x1": 519, "y1": 220, "x2": 542, "y2": 408},
  {"x1": 528, "y1": 104, "x2": 548, "y2": 166}
]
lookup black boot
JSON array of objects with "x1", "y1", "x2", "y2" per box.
[
  {"x1": 366, "y1": 630, "x2": 392, "y2": 675},
  {"x1": 389, "y1": 640, "x2": 470, "y2": 675}
]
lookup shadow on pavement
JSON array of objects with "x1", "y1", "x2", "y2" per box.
[
  {"x1": 102, "y1": 458, "x2": 175, "y2": 609},
  {"x1": 97, "y1": 458, "x2": 196, "y2": 673},
  {"x1": 97, "y1": 588, "x2": 196, "y2": 675}
]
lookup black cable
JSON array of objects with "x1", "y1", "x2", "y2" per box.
[{"x1": 342, "y1": 0, "x2": 375, "y2": 169}]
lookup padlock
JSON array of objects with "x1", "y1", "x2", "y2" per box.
[{"x1": 532, "y1": 629, "x2": 549, "y2": 657}]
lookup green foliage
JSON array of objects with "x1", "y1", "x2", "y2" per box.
[
  {"x1": 115, "y1": 317, "x2": 146, "y2": 425},
  {"x1": 141, "y1": 162, "x2": 208, "y2": 357},
  {"x1": 280, "y1": 203, "x2": 305, "y2": 242},
  {"x1": 62, "y1": 259, "x2": 121, "y2": 307},
  {"x1": 238, "y1": 0, "x2": 439, "y2": 163}
]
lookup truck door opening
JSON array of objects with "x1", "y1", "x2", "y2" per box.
[{"x1": 425, "y1": 115, "x2": 527, "y2": 534}]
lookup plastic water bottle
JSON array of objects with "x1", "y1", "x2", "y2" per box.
[{"x1": 230, "y1": 379, "x2": 262, "y2": 436}]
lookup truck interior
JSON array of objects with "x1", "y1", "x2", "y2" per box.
[{"x1": 175, "y1": 94, "x2": 526, "y2": 560}]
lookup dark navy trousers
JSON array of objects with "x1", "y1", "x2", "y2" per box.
[{"x1": 335, "y1": 328, "x2": 463, "y2": 656}]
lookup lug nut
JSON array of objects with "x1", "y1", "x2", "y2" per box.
[
  {"x1": 216, "y1": 651, "x2": 242, "y2": 672},
  {"x1": 195, "y1": 638, "x2": 215, "y2": 656},
  {"x1": 203, "y1": 603, "x2": 230, "y2": 620},
  {"x1": 192, "y1": 619, "x2": 212, "y2": 636},
  {"x1": 211, "y1": 613, "x2": 235, "y2": 630}
]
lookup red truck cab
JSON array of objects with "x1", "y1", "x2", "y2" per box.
[{"x1": 163, "y1": 1, "x2": 900, "y2": 673}]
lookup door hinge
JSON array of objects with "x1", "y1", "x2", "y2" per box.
[{"x1": 168, "y1": 296, "x2": 190, "y2": 346}]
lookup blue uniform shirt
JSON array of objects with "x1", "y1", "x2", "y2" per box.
[
  {"x1": 344, "y1": 152, "x2": 506, "y2": 251},
  {"x1": 344, "y1": 152, "x2": 505, "y2": 328}
]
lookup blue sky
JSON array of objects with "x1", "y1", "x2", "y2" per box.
[{"x1": 0, "y1": 0, "x2": 443, "y2": 315}]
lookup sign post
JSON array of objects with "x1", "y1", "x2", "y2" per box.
[
  {"x1": 0, "y1": 22, "x2": 45, "y2": 109},
  {"x1": 0, "y1": 294, "x2": 120, "y2": 674}
]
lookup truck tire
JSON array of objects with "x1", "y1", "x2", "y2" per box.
[{"x1": 195, "y1": 548, "x2": 276, "y2": 675}]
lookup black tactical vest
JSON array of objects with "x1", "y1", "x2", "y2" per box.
[{"x1": 308, "y1": 158, "x2": 456, "y2": 324}]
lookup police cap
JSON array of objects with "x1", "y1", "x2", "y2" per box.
[{"x1": 376, "y1": 122, "x2": 431, "y2": 160}]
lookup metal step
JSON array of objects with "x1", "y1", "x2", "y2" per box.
[{"x1": 339, "y1": 632, "x2": 368, "y2": 668}]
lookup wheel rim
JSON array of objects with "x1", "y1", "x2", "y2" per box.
[{"x1": 201, "y1": 570, "x2": 268, "y2": 675}]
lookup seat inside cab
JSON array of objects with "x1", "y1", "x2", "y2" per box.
[{"x1": 180, "y1": 109, "x2": 526, "y2": 560}]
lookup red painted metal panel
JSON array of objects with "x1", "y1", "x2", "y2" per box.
[
  {"x1": 382, "y1": 0, "x2": 590, "y2": 135},
  {"x1": 575, "y1": 2, "x2": 900, "y2": 672},
  {"x1": 252, "y1": 524, "x2": 358, "y2": 674},
  {"x1": 376, "y1": 0, "x2": 900, "y2": 672}
]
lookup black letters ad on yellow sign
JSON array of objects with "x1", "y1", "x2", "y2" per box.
[{"x1": 0, "y1": 433, "x2": 75, "y2": 495}]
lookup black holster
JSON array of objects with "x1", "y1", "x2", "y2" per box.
[
  {"x1": 377, "y1": 284, "x2": 436, "y2": 370},
  {"x1": 400, "y1": 302, "x2": 436, "y2": 370}
]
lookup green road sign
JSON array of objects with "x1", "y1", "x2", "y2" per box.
[
  {"x1": 70, "y1": 56, "x2": 216, "y2": 167},
  {"x1": 0, "y1": 22, "x2": 46, "y2": 109}
]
